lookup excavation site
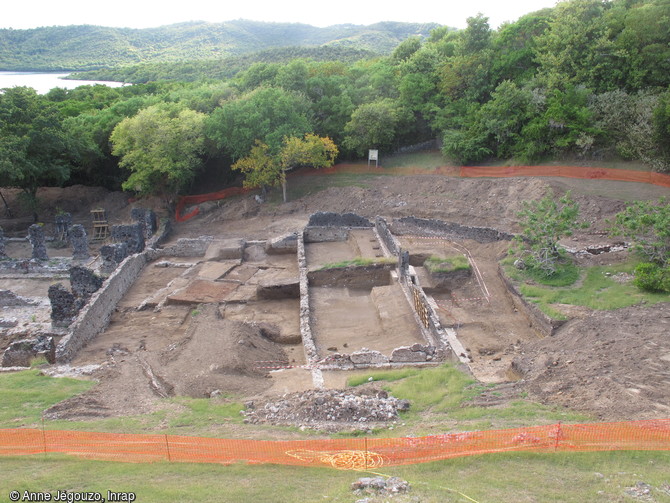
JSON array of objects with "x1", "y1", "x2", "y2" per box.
[{"x1": 0, "y1": 174, "x2": 668, "y2": 430}]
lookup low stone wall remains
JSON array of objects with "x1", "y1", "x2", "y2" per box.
[
  {"x1": 307, "y1": 212, "x2": 373, "y2": 228},
  {"x1": 497, "y1": 264, "x2": 567, "y2": 337},
  {"x1": 297, "y1": 231, "x2": 320, "y2": 369},
  {"x1": 148, "y1": 236, "x2": 213, "y2": 258},
  {"x1": 303, "y1": 227, "x2": 349, "y2": 243},
  {"x1": 307, "y1": 264, "x2": 393, "y2": 289},
  {"x1": 375, "y1": 217, "x2": 400, "y2": 256},
  {"x1": 56, "y1": 253, "x2": 148, "y2": 362},
  {"x1": 389, "y1": 217, "x2": 514, "y2": 243}
]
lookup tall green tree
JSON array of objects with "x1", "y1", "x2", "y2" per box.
[
  {"x1": 279, "y1": 134, "x2": 338, "y2": 202},
  {"x1": 110, "y1": 103, "x2": 207, "y2": 203},
  {"x1": 0, "y1": 87, "x2": 70, "y2": 220},
  {"x1": 232, "y1": 134, "x2": 338, "y2": 202},
  {"x1": 205, "y1": 87, "x2": 313, "y2": 160},
  {"x1": 534, "y1": 0, "x2": 618, "y2": 92},
  {"x1": 516, "y1": 190, "x2": 583, "y2": 276},
  {"x1": 343, "y1": 99, "x2": 412, "y2": 156}
]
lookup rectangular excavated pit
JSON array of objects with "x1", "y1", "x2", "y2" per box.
[
  {"x1": 304, "y1": 226, "x2": 425, "y2": 361},
  {"x1": 309, "y1": 284, "x2": 424, "y2": 356}
]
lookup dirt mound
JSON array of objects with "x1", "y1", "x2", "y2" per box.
[
  {"x1": 512, "y1": 303, "x2": 670, "y2": 420},
  {"x1": 242, "y1": 386, "x2": 410, "y2": 432},
  {"x1": 45, "y1": 306, "x2": 288, "y2": 420},
  {"x1": 156, "y1": 306, "x2": 288, "y2": 398}
]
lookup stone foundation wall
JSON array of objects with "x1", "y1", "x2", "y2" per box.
[
  {"x1": 56, "y1": 253, "x2": 148, "y2": 362},
  {"x1": 307, "y1": 212, "x2": 373, "y2": 228},
  {"x1": 389, "y1": 217, "x2": 514, "y2": 243},
  {"x1": 149, "y1": 236, "x2": 213, "y2": 258},
  {"x1": 297, "y1": 231, "x2": 319, "y2": 365},
  {"x1": 374, "y1": 217, "x2": 400, "y2": 256},
  {"x1": 303, "y1": 227, "x2": 349, "y2": 243},
  {"x1": 497, "y1": 264, "x2": 567, "y2": 337},
  {"x1": 307, "y1": 264, "x2": 393, "y2": 289}
]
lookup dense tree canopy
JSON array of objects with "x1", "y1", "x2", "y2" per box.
[
  {"x1": 205, "y1": 87, "x2": 313, "y2": 160},
  {"x1": 2, "y1": 0, "x2": 670, "y2": 205},
  {"x1": 110, "y1": 103, "x2": 207, "y2": 201},
  {"x1": 0, "y1": 87, "x2": 70, "y2": 218}
]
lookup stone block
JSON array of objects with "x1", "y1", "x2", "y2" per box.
[
  {"x1": 266, "y1": 232, "x2": 298, "y2": 254},
  {"x1": 2, "y1": 335, "x2": 55, "y2": 367},
  {"x1": 390, "y1": 346, "x2": 428, "y2": 363},
  {"x1": 205, "y1": 239, "x2": 245, "y2": 260},
  {"x1": 111, "y1": 223, "x2": 145, "y2": 254},
  {"x1": 69, "y1": 224, "x2": 90, "y2": 260},
  {"x1": 69, "y1": 266, "x2": 104, "y2": 299},
  {"x1": 48, "y1": 283, "x2": 79, "y2": 327},
  {"x1": 131, "y1": 207, "x2": 158, "y2": 238},
  {"x1": 350, "y1": 348, "x2": 389, "y2": 365},
  {"x1": 28, "y1": 224, "x2": 48, "y2": 260}
]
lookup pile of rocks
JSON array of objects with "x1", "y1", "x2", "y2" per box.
[
  {"x1": 352, "y1": 477, "x2": 410, "y2": 498},
  {"x1": 242, "y1": 388, "x2": 410, "y2": 431}
]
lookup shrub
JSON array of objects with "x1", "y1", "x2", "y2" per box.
[{"x1": 633, "y1": 262, "x2": 670, "y2": 293}]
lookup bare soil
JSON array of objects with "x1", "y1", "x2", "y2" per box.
[{"x1": 4, "y1": 171, "x2": 670, "y2": 425}]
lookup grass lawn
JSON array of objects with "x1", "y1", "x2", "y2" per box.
[
  {"x1": 511, "y1": 261, "x2": 668, "y2": 318},
  {"x1": 1, "y1": 451, "x2": 669, "y2": 503}
]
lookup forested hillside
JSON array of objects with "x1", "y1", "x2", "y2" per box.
[
  {"x1": 0, "y1": 20, "x2": 439, "y2": 71},
  {"x1": 1, "y1": 0, "x2": 669, "y2": 210}
]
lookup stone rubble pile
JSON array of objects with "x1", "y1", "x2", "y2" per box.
[
  {"x1": 352, "y1": 476, "x2": 410, "y2": 497},
  {"x1": 242, "y1": 388, "x2": 410, "y2": 430}
]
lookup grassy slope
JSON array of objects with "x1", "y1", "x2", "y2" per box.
[
  {"x1": 1, "y1": 452, "x2": 669, "y2": 502},
  {"x1": 3, "y1": 367, "x2": 670, "y2": 501}
]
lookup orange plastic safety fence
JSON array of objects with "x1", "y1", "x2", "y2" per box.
[
  {"x1": 1, "y1": 420, "x2": 668, "y2": 468},
  {"x1": 460, "y1": 165, "x2": 670, "y2": 188},
  {"x1": 175, "y1": 186, "x2": 252, "y2": 222}
]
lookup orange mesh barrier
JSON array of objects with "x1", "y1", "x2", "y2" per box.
[
  {"x1": 460, "y1": 165, "x2": 670, "y2": 188},
  {"x1": 175, "y1": 186, "x2": 252, "y2": 222},
  {"x1": 1, "y1": 420, "x2": 668, "y2": 468}
]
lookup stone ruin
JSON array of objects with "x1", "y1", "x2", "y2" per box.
[
  {"x1": 131, "y1": 208, "x2": 158, "y2": 239},
  {"x1": 48, "y1": 266, "x2": 104, "y2": 327},
  {"x1": 69, "y1": 224, "x2": 90, "y2": 261},
  {"x1": 54, "y1": 212, "x2": 72, "y2": 240},
  {"x1": 28, "y1": 224, "x2": 48, "y2": 260},
  {"x1": 1, "y1": 335, "x2": 55, "y2": 367},
  {"x1": 100, "y1": 242, "x2": 129, "y2": 274},
  {"x1": 111, "y1": 223, "x2": 145, "y2": 255}
]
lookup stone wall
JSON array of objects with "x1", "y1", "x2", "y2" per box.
[
  {"x1": 297, "y1": 231, "x2": 323, "y2": 387},
  {"x1": 389, "y1": 217, "x2": 514, "y2": 243},
  {"x1": 307, "y1": 264, "x2": 393, "y2": 289},
  {"x1": 149, "y1": 236, "x2": 213, "y2": 258},
  {"x1": 146, "y1": 218, "x2": 172, "y2": 249},
  {"x1": 497, "y1": 264, "x2": 567, "y2": 337},
  {"x1": 56, "y1": 253, "x2": 147, "y2": 362},
  {"x1": 303, "y1": 227, "x2": 349, "y2": 243},
  {"x1": 307, "y1": 212, "x2": 373, "y2": 228},
  {"x1": 374, "y1": 217, "x2": 400, "y2": 256}
]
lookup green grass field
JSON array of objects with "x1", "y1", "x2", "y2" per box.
[
  {"x1": 504, "y1": 259, "x2": 669, "y2": 319},
  {"x1": 1, "y1": 451, "x2": 669, "y2": 502},
  {"x1": 5, "y1": 366, "x2": 669, "y2": 503}
]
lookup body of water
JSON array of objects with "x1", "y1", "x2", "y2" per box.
[{"x1": 0, "y1": 71, "x2": 127, "y2": 94}]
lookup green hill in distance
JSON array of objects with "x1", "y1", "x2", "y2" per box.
[{"x1": 0, "y1": 19, "x2": 442, "y2": 72}]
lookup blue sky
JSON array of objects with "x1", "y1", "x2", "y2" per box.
[{"x1": 2, "y1": 0, "x2": 558, "y2": 30}]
